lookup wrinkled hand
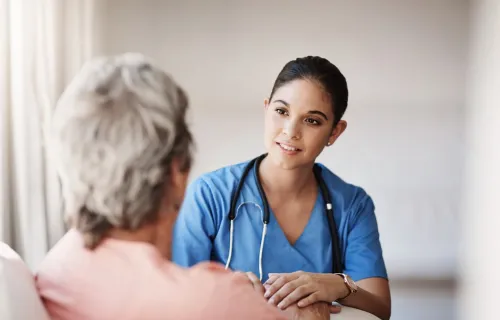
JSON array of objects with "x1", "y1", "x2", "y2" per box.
[
  {"x1": 240, "y1": 271, "x2": 342, "y2": 318},
  {"x1": 283, "y1": 302, "x2": 341, "y2": 320},
  {"x1": 264, "y1": 271, "x2": 349, "y2": 310},
  {"x1": 238, "y1": 271, "x2": 266, "y2": 296}
]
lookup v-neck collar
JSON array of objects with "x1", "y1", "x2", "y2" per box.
[{"x1": 250, "y1": 162, "x2": 323, "y2": 250}]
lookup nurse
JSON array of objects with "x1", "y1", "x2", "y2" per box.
[{"x1": 173, "y1": 56, "x2": 391, "y2": 320}]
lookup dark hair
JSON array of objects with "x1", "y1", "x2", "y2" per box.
[{"x1": 269, "y1": 56, "x2": 348, "y2": 124}]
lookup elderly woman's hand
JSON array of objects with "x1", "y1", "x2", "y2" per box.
[
  {"x1": 264, "y1": 271, "x2": 349, "y2": 310},
  {"x1": 282, "y1": 302, "x2": 332, "y2": 320},
  {"x1": 241, "y1": 271, "x2": 266, "y2": 296}
]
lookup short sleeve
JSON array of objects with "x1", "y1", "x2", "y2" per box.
[
  {"x1": 172, "y1": 177, "x2": 217, "y2": 267},
  {"x1": 343, "y1": 193, "x2": 388, "y2": 282}
]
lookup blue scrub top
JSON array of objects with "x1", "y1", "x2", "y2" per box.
[{"x1": 172, "y1": 159, "x2": 388, "y2": 283}]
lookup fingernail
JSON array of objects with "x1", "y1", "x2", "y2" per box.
[
  {"x1": 277, "y1": 302, "x2": 284, "y2": 309},
  {"x1": 264, "y1": 291, "x2": 270, "y2": 298}
]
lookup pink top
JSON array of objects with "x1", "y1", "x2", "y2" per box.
[{"x1": 36, "y1": 229, "x2": 288, "y2": 320}]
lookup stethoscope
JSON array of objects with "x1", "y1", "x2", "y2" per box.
[{"x1": 224, "y1": 153, "x2": 343, "y2": 281}]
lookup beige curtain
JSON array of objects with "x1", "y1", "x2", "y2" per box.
[{"x1": 0, "y1": 0, "x2": 104, "y2": 270}]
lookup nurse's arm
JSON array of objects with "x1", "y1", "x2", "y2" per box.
[
  {"x1": 341, "y1": 193, "x2": 391, "y2": 319},
  {"x1": 172, "y1": 177, "x2": 218, "y2": 266},
  {"x1": 337, "y1": 277, "x2": 391, "y2": 320}
]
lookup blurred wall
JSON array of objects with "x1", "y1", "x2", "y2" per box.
[
  {"x1": 459, "y1": 1, "x2": 500, "y2": 320},
  {"x1": 98, "y1": 1, "x2": 469, "y2": 319}
]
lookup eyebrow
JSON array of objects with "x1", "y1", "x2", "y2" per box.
[{"x1": 273, "y1": 99, "x2": 329, "y2": 121}]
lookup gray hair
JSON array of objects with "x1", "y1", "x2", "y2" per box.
[{"x1": 48, "y1": 53, "x2": 193, "y2": 248}]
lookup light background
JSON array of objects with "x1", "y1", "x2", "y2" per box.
[{"x1": 95, "y1": 1, "x2": 470, "y2": 318}]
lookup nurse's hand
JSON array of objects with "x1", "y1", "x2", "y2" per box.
[{"x1": 264, "y1": 271, "x2": 349, "y2": 310}]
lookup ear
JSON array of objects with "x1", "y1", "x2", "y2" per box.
[
  {"x1": 327, "y1": 120, "x2": 347, "y2": 146},
  {"x1": 264, "y1": 98, "x2": 270, "y2": 110}
]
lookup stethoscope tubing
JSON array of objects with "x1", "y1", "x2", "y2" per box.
[{"x1": 226, "y1": 153, "x2": 344, "y2": 275}]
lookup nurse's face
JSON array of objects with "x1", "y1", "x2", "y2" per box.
[{"x1": 263, "y1": 79, "x2": 347, "y2": 170}]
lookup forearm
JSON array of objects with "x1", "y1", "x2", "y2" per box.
[{"x1": 339, "y1": 286, "x2": 391, "y2": 320}]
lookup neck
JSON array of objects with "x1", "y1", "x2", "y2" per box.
[
  {"x1": 107, "y1": 221, "x2": 172, "y2": 258},
  {"x1": 107, "y1": 224, "x2": 158, "y2": 245},
  {"x1": 259, "y1": 156, "x2": 316, "y2": 198},
  {"x1": 106, "y1": 202, "x2": 177, "y2": 259}
]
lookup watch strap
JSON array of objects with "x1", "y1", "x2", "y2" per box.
[{"x1": 333, "y1": 273, "x2": 358, "y2": 299}]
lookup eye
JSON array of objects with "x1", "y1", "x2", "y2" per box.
[
  {"x1": 305, "y1": 118, "x2": 321, "y2": 125},
  {"x1": 275, "y1": 108, "x2": 288, "y2": 116}
]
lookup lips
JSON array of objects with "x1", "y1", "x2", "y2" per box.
[{"x1": 276, "y1": 142, "x2": 302, "y2": 152}]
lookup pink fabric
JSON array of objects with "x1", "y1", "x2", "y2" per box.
[{"x1": 36, "y1": 229, "x2": 287, "y2": 320}]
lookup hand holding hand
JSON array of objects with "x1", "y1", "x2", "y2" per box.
[{"x1": 264, "y1": 271, "x2": 349, "y2": 310}]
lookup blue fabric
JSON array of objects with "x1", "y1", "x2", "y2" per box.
[{"x1": 172, "y1": 159, "x2": 388, "y2": 283}]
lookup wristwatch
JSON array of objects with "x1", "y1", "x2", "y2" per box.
[{"x1": 334, "y1": 273, "x2": 358, "y2": 299}]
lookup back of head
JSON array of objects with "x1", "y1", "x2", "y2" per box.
[
  {"x1": 47, "y1": 53, "x2": 193, "y2": 249},
  {"x1": 269, "y1": 56, "x2": 349, "y2": 124}
]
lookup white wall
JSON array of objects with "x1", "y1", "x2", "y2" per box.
[
  {"x1": 459, "y1": 1, "x2": 500, "y2": 320},
  {"x1": 99, "y1": 1, "x2": 469, "y2": 318}
]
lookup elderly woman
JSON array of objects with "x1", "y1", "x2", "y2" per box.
[{"x1": 35, "y1": 53, "x2": 290, "y2": 320}]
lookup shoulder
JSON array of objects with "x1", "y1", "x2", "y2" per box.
[
  {"x1": 178, "y1": 160, "x2": 254, "y2": 225},
  {"x1": 315, "y1": 163, "x2": 374, "y2": 217},
  {"x1": 194, "y1": 160, "x2": 250, "y2": 189},
  {"x1": 185, "y1": 160, "x2": 252, "y2": 202},
  {"x1": 36, "y1": 230, "x2": 84, "y2": 277}
]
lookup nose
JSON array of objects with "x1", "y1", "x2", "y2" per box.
[{"x1": 282, "y1": 118, "x2": 301, "y2": 140}]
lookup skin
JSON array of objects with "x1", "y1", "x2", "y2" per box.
[
  {"x1": 258, "y1": 79, "x2": 391, "y2": 320},
  {"x1": 263, "y1": 79, "x2": 346, "y2": 172},
  {"x1": 243, "y1": 272, "x2": 339, "y2": 320}
]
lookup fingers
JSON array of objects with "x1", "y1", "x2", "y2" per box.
[
  {"x1": 329, "y1": 305, "x2": 342, "y2": 314},
  {"x1": 265, "y1": 272, "x2": 296, "y2": 285},
  {"x1": 297, "y1": 290, "x2": 320, "y2": 308},
  {"x1": 276, "y1": 284, "x2": 316, "y2": 310},
  {"x1": 246, "y1": 272, "x2": 265, "y2": 296},
  {"x1": 264, "y1": 274, "x2": 291, "y2": 299},
  {"x1": 267, "y1": 280, "x2": 300, "y2": 307},
  {"x1": 246, "y1": 271, "x2": 260, "y2": 284},
  {"x1": 267, "y1": 272, "x2": 285, "y2": 279},
  {"x1": 265, "y1": 274, "x2": 279, "y2": 285}
]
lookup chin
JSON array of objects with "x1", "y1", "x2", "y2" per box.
[{"x1": 268, "y1": 149, "x2": 308, "y2": 170}]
